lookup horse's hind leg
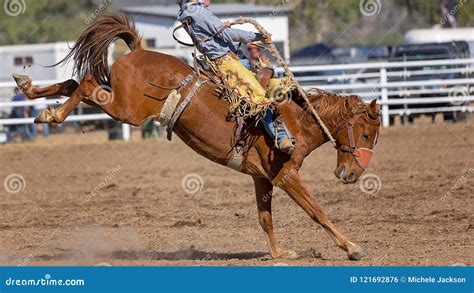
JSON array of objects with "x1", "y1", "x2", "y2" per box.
[
  {"x1": 12, "y1": 74, "x2": 78, "y2": 99},
  {"x1": 253, "y1": 177, "x2": 298, "y2": 259},
  {"x1": 34, "y1": 74, "x2": 98, "y2": 123},
  {"x1": 275, "y1": 168, "x2": 366, "y2": 261}
]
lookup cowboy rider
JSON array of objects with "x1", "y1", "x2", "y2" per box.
[{"x1": 177, "y1": 0, "x2": 295, "y2": 154}]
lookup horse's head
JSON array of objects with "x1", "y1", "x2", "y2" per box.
[{"x1": 334, "y1": 99, "x2": 380, "y2": 184}]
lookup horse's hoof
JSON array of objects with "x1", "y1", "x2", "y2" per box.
[
  {"x1": 273, "y1": 249, "x2": 298, "y2": 259},
  {"x1": 12, "y1": 74, "x2": 32, "y2": 92},
  {"x1": 347, "y1": 245, "x2": 366, "y2": 261},
  {"x1": 34, "y1": 109, "x2": 54, "y2": 123}
]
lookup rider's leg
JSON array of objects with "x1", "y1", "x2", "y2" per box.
[
  {"x1": 216, "y1": 53, "x2": 268, "y2": 104},
  {"x1": 267, "y1": 78, "x2": 281, "y2": 91},
  {"x1": 238, "y1": 56, "x2": 252, "y2": 71},
  {"x1": 216, "y1": 54, "x2": 295, "y2": 153},
  {"x1": 262, "y1": 109, "x2": 295, "y2": 154}
]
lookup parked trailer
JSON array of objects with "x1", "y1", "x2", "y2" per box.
[{"x1": 404, "y1": 27, "x2": 474, "y2": 56}]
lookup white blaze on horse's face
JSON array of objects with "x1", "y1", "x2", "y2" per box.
[{"x1": 334, "y1": 100, "x2": 381, "y2": 184}]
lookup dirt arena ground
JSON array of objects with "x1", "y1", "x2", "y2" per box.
[{"x1": 1, "y1": 121, "x2": 473, "y2": 266}]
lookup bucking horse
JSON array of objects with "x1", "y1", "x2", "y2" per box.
[{"x1": 12, "y1": 14, "x2": 381, "y2": 260}]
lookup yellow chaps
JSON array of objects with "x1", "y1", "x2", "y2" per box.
[{"x1": 216, "y1": 54, "x2": 279, "y2": 105}]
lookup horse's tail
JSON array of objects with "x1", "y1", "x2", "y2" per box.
[{"x1": 56, "y1": 14, "x2": 142, "y2": 85}]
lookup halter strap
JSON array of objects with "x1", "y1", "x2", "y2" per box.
[{"x1": 333, "y1": 113, "x2": 380, "y2": 169}]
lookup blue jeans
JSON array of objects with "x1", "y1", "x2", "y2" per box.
[
  {"x1": 9, "y1": 124, "x2": 33, "y2": 141},
  {"x1": 32, "y1": 123, "x2": 49, "y2": 137},
  {"x1": 262, "y1": 109, "x2": 287, "y2": 143}
]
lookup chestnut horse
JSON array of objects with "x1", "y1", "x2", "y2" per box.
[{"x1": 12, "y1": 15, "x2": 380, "y2": 260}]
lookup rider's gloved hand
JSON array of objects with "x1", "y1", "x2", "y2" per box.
[
  {"x1": 262, "y1": 33, "x2": 272, "y2": 45},
  {"x1": 255, "y1": 33, "x2": 272, "y2": 45},
  {"x1": 223, "y1": 21, "x2": 232, "y2": 29}
]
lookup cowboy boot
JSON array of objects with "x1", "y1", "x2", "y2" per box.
[
  {"x1": 262, "y1": 109, "x2": 295, "y2": 154},
  {"x1": 273, "y1": 117, "x2": 295, "y2": 155},
  {"x1": 278, "y1": 137, "x2": 295, "y2": 155}
]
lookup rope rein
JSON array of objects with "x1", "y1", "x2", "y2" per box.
[
  {"x1": 227, "y1": 17, "x2": 337, "y2": 146},
  {"x1": 173, "y1": 15, "x2": 336, "y2": 145}
]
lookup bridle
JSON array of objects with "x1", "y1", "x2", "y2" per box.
[
  {"x1": 172, "y1": 14, "x2": 381, "y2": 168},
  {"x1": 333, "y1": 113, "x2": 380, "y2": 169}
]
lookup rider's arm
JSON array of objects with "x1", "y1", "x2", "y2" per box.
[
  {"x1": 226, "y1": 28, "x2": 262, "y2": 43},
  {"x1": 200, "y1": 6, "x2": 262, "y2": 43}
]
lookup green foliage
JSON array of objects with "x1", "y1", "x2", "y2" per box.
[
  {"x1": 0, "y1": 0, "x2": 100, "y2": 45},
  {"x1": 395, "y1": 0, "x2": 474, "y2": 26},
  {"x1": 214, "y1": 0, "x2": 473, "y2": 49},
  {"x1": 0, "y1": 0, "x2": 473, "y2": 49}
]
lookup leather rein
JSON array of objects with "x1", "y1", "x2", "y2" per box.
[{"x1": 333, "y1": 113, "x2": 380, "y2": 169}]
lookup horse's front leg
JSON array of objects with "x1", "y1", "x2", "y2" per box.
[
  {"x1": 274, "y1": 167, "x2": 366, "y2": 261},
  {"x1": 253, "y1": 177, "x2": 298, "y2": 259},
  {"x1": 12, "y1": 74, "x2": 79, "y2": 100}
]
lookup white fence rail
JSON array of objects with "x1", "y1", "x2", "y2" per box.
[
  {"x1": 1, "y1": 58, "x2": 473, "y2": 140},
  {"x1": 277, "y1": 58, "x2": 474, "y2": 126},
  {"x1": 0, "y1": 80, "x2": 131, "y2": 141}
]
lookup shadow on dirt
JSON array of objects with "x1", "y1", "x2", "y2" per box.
[
  {"x1": 111, "y1": 248, "x2": 268, "y2": 261},
  {"x1": 33, "y1": 246, "x2": 269, "y2": 262}
]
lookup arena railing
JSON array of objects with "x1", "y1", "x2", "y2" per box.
[
  {"x1": 0, "y1": 80, "x2": 131, "y2": 141},
  {"x1": 277, "y1": 57, "x2": 474, "y2": 127},
  {"x1": 0, "y1": 58, "x2": 473, "y2": 136}
]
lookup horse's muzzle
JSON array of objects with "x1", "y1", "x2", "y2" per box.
[{"x1": 352, "y1": 148, "x2": 373, "y2": 169}]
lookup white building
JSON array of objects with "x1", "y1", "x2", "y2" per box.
[
  {"x1": 0, "y1": 42, "x2": 74, "y2": 83},
  {"x1": 121, "y1": 3, "x2": 291, "y2": 63},
  {"x1": 0, "y1": 42, "x2": 77, "y2": 108},
  {"x1": 0, "y1": 41, "x2": 117, "y2": 102}
]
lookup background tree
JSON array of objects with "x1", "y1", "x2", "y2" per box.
[{"x1": 1, "y1": 0, "x2": 473, "y2": 49}]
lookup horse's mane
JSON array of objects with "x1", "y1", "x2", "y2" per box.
[{"x1": 294, "y1": 88, "x2": 371, "y2": 129}]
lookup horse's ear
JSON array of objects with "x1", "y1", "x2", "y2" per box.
[{"x1": 368, "y1": 99, "x2": 380, "y2": 118}]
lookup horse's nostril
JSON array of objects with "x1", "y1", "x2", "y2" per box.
[
  {"x1": 338, "y1": 165, "x2": 345, "y2": 178},
  {"x1": 346, "y1": 171, "x2": 356, "y2": 183}
]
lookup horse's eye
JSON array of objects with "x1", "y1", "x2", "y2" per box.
[{"x1": 362, "y1": 133, "x2": 369, "y2": 141}]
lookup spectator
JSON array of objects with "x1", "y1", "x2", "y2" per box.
[
  {"x1": 9, "y1": 87, "x2": 33, "y2": 141},
  {"x1": 30, "y1": 97, "x2": 49, "y2": 137}
]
